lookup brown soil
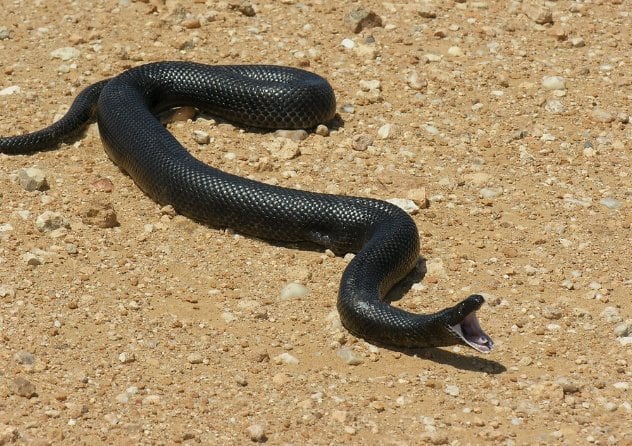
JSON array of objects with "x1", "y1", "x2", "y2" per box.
[{"x1": 1, "y1": 1, "x2": 631, "y2": 445}]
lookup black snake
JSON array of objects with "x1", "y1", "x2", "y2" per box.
[{"x1": 0, "y1": 61, "x2": 493, "y2": 352}]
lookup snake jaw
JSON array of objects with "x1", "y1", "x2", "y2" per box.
[{"x1": 446, "y1": 295, "x2": 494, "y2": 353}]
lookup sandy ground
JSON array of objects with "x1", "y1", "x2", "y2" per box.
[{"x1": 1, "y1": 0, "x2": 631, "y2": 444}]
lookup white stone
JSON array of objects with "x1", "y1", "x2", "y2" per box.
[
  {"x1": 337, "y1": 346, "x2": 364, "y2": 365},
  {"x1": 0, "y1": 85, "x2": 20, "y2": 96},
  {"x1": 191, "y1": 130, "x2": 210, "y2": 144},
  {"x1": 377, "y1": 123, "x2": 394, "y2": 139},
  {"x1": 447, "y1": 46, "x2": 464, "y2": 56},
  {"x1": 273, "y1": 352, "x2": 299, "y2": 365},
  {"x1": 359, "y1": 79, "x2": 381, "y2": 91},
  {"x1": 18, "y1": 167, "x2": 48, "y2": 191},
  {"x1": 341, "y1": 38, "x2": 355, "y2": 49},
  {"x1": 50, "y1": 47, "x2": 81, "y2": 61},
  {"x1": 386, "y1": 198, "x2": 419, "y2": 215},
  {"x1": 619, "y1": 337, "x2": 632, "y2": 346},
  {"x1": 542, "y1": 76, "x2": 566, "y2": 90},
  {"x1": 445, "y1": 385, "x2": 460, "y2": 396},
  {"x1": 35, "y1": 211, "x2": 69, "y2": 232},
  {"x1": 279, "y1": 282, "x2": 309, "y2": 300}
]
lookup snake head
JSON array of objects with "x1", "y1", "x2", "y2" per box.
[{"x1": 443, "y1": 294, "x2": 494, "y2": 353}]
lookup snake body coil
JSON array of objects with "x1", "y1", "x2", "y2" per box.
[{"x1": 0, "y1": 62, "x2": 492, "y2": 352}]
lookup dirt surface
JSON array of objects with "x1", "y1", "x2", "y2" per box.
[{"x1": 1, "y1": 0, "x2": 631, "y2": 444}]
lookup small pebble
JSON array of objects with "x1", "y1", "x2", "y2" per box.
[
  {"x1": 445, "y1": 385, "x2": 460, "y2": 396},
  {"x1": 91, "y1": 178, "x2": 114, "y2": 192},
  {"x1": 417, "y1": 4, "x2": 437, "y2": 18},
  {"x1": 613, "y1": 322, "x2": 631, "y2": 338},
  {"x1": 447, "y1": 46, "x2": 464, "y2": 57},
  {"x1": 0, "y1": 26, "x2": 10, "y2": 40},
  {"x1": 315, "y1": 124, "x2": 329, "y2": 136},
  {"x1": 354, "y1": 43, "x2": 378, "y2": 60},
  {"x1": 0, "y1": 285, "x2": 16, "y2": 298},
  {"x1": 591, "y1": 108, "x2": 614, "y2": 123},
  {"x1": 274, "y1": 129, "x2": 308, "y2": 141},
  {"x1": 181, "y1": 18, "x2": 201, "y2": 29},
  {"x1": 545, "y1": 99, "x2": 565, "y2": 114},
  {"x1": 337, "y1": 346, "x2": 364, "y2": 365},
  {"x1": 18, "y1": 167, "x2": 48, "y2": 191},
  {"x1": 273, "y1": 352, "x2": 299, "y2": 365},
  {"x1": 279, "y1": 282, "x2": 308, "y2": 300},
  {"x1": 345, "y1": 6, "x2": 382, "y2": 33},
  {"x1": 613, "y1": 382, "x2": 629, "y2": 391},
  {"x1": 341, "y1": 38, "x2": 356, "y2": 49},
  {"x1": 599, "y1": 197, "x2": 621, "y2": 210},
  {"x1": 229, "y1": 1, "x2": 255, "y2": 17},
  {"x1": 407, "y1": 71, "x2": 427, "y2": 90},
  {"x1": 542, "y1": 306, "x2": 562, "y2": 320},
  {"x1": 246, "y1": 423, "x2": 266, "y2": 442},
  {"x1": 480, "y1": 187, "x2": 502, "y2": 199},
  {"x1": 221, "y1": 311, "x2": 237, "y2": 323},
  {"x1": 235, "y1": 375, "x2": 248, "y2": 386},
  {"x1": 118, "y1": 352, "x2": 135, "y2": 364},
  {"x1": 187, "y1": 352, "x2": 203, "y2": 364},
  {"x1": 142, "y1": 395, "x2": 161, "y2": 405},
  {"x1": 601, "y1": 307, "x2": 621, "y2": 323},
  {"x1": 340, "y1": 103, "x2": 355, "y2": 114},
  {"x1": 421, "y1": 433, "x2": 449, "y2": 445},
  {"x1": 406, "y1": 188, "x2": 429, "y2": 209},
  {"x1": 50, "y1": 47, "x2": 80, "y2": 61},
  {"x1": 266, "y1": 139, "x2": 300, "y2": 160},
  {"x1": 556, "y1": 377, "x2": 580, "y2": 394},
  {"x1": 359, "y1": 79, "x2": 380, "y2": 91},
  {"x1": 542, "y1": 76, "x2": 566, "y2": 91},
  {"x1": 424, "y1": 124, "x2": 439, "y2": 135},
  {"x1": 23, "y1": 252, "x2": 43, "y2": 266},
  {"x1": 192, "y1": 130, "x2": 210, "y2": 144},
  {"x1": 14, "y1": 351, "x2": 35, "y2": 365},
  {"x1": 81, "y1": 201, "x2": 119, "y2": 228},
  {"x1": 351, "y1": 134, "x2": 373, "y2": 151},
  {"x1": 0, "y1": 85, "x2": 20, "y2": 96},
  {"x1": 521, "y1": 2, "x2": 552, "y2": 24},
  {"x1": 10, "y1": 377, "x2": 37, "y2": 398},
  {"x1": 385, "y1": 198, "x2": 419, "y2": 215},
  {"x1": 36, "y1": 211, "x2": 70, "y2": 232},
  {"x1": 377, "y1": 123, "x2": 395, "y2": 139},
  {"x1": 561, "y1": 279, "x2": 574, "y2": 290},
  {"x1": 0, "y1": 223, "x2": 14, "y2": 236}
]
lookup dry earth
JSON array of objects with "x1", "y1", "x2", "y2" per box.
[{"x1": 1, "y1": 0, "x2": 631, "y2": 445}]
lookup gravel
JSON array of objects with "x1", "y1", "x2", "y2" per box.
[{"x1": 1, "y1": 1, "x2": 631, "y2": 444}]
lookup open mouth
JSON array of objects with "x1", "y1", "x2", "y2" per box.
[{"x1": 450, "y1": 311, "x2": 494, "y2": 353}]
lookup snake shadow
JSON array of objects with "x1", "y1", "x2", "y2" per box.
[
  {"x1": 195, "y1": 109, "x2": 346, "y2": 132},
  {"x1": 383, "y1": 257, "x2": 506, "y2": 374}
]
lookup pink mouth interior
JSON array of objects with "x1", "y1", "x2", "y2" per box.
[{"x1": 451, "y1": 312, "x2": 493, "y2": 353}]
